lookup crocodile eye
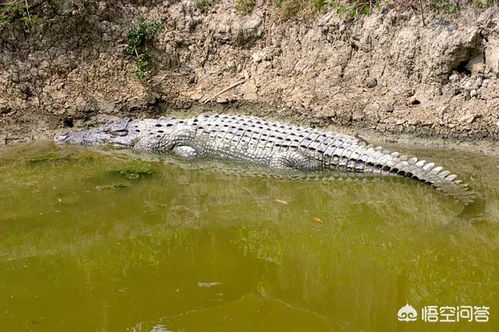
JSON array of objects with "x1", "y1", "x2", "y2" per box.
[
  {"x1": 54, "y1": 132, "x2": 70, "y2": 142},
  {"x1": 110, "y1": 129, "x2": 129, "y2": 137}
]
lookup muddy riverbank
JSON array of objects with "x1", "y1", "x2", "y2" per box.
[{"x1": 1, "y1": 0, "x2": 498, "y2": 150}]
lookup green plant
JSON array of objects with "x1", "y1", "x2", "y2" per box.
[
  {"x1": 133, "y1": 53, "x2": 152, "y2": 79},
  {"x1": 274, "y1": 0, "x2": 377, "y2": 20},
  {"x1": 430, "y1": 0, "x2": 459, "y2": 13},
  {"x1": 0, "y1": 15, "x2": 7, "y2": 28},
  {"x1": 235, "y1": 0, "x2": 256, "y2": 15},
  {"x1": 49, "y1": 0, "x2": 68, "y2": 12},
  {"x1": 336, "y1": 0, "x2": 379, "y2": 18},
  {"x1": 2, "y1": 2, "x2": 28, "y2": 20},
  {"x1": 126, "y1": 19, "x2": 164, "y2": 80},
  {"x1": 313, "y1": 0, "x2": 329, "y2": 11},
  {"x1": 0, "y1": 0, "x2": 44, "y2": 31},
  {"x1": 274, "y1": 0, "x2": 309, "y2": 19},
  {"x1": 196, "y1": 0, "x2": 215, "y2": 13},
  {"x1": 475, "y1": 0, "x2": 496, "y2": 7}
]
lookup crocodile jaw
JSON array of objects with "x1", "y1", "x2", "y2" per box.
[{"x1": 54, "y1": 128, "x2": 136, "y2": 147}]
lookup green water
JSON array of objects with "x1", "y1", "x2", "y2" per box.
[{"x1": 0, "y1": 142, "x2": 498, "y2": 332}]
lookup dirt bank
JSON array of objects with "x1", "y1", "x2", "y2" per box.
[{"x1": 1, "y1": 0, "x2": 498, "y2": 150}]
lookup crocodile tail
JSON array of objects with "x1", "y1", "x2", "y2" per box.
[{"x1": 366, "y1": 146, "x2": 477, "y2": 205}]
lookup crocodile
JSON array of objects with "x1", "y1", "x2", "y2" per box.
[{"x1": 54, "y1": 114, "x2": 475, "y2": 204}]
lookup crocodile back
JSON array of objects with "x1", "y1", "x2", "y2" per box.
[{"x1": 191, "y1": 114, "x2": 364, "y2": 170}]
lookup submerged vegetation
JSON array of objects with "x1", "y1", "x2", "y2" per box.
[
  {"x1": 126, "y1": 19, "x2": 164, "y2": 80},
  {"x1": 27, "y1": 152, "x2": 71, "y2": 163}
]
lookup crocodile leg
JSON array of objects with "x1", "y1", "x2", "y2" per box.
[{"x1": 270, "y1": 151, "x2": 321, "y2": 170}]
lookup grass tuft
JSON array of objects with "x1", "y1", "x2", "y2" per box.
[
  {"x1": 195, "y1": 0, "x2": 215, "y2": 13},
  {"x1": 235, "y1": 0, "x2": 257, "y2": 15},
  {"x1": 126, "y1": 19, "x2": 164, "y2": 80}
]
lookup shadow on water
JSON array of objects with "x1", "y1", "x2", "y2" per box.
[
  {"x1": 455, "y1": 197, "x2": 488, "y2": 223},
  {"x1": 0, "y1": 142, "x2": 498, "y2": 331}
]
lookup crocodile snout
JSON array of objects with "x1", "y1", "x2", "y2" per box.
[{"x1": 54, "y1": 132, "x2": 70, "y2": 144}]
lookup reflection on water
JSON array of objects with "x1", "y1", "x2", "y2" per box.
[{"x1": 0, "y1": 142, "x2": 498, "y2": 331}]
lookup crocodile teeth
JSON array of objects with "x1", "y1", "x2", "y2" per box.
[{"x1": 408, "y1": 157, "x2": 418, "y2": 164}]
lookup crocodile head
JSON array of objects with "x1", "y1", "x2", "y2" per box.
[
  {"x1": 54, "y1": 118, "x2": 181, "y2": 149},
  {"x1": 54, "y1": 118, "x2": 137, "y2": 147}
]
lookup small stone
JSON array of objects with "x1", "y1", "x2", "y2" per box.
[
  {"x1": 352, "y1": 110, "x2": 364, "y2": 121},
  {"x1": 364, "y1": 77, "x2": 377, "y2": 88},
  {"x1": 190, "y1": 92, "x2": 204, "y2": 101},
  {"x1": 469, "y1": 89, "x2": 477, "y2": 98},
  {"x1": 101, "y1": 101, "x2": 117, "y2": 113},
  {"x1": 301, "y1": 97, "x2": 312, "y2": 109},
  {"x1": 40, "y1": 60, "x2": 50, "y2": 69},
  {"x1": 384, "y1": 104, "x2": 394, "y2": 113},
  {"x1": 251, "y1": 51, "x2": 265, "y2": 63},
  {"x1": 485, "y1": 38, "x2": 499, "y2": 75},
  {"x1": 465, "y1": 54, "x2": 485, "y2": 74},
  {"x1": 236, "y1": 18, "x2": 262, "y2": 46},
  {"x1": 216, "y1": 96, "x2": 231, "y2": 104},
  {"x1": 459, "y1": 113, "x2": 476, "y2": 124},
  {"x1": 441, "y1": 85, "x2": 459, "y2": 97},
  {"x1": 406, "y1": 96, "x2": 421, "y2": 105},
  {"x1": 472, "y1": 77, "x2": 483, "y2": 90},
  {"x1": 242, "y1": 18, "x2": 262, "y2": 31},
  {"x1": 437, "y1": 106, "x2": 448, "y2": 118},
  {"x1": 241, "y1": 70, "x2": 250, "y2": 80},
  {"x1": 226, "y1": 60, "x2": 237, "y2": 72},
  {"x1": 102, "y1": 33, "x2": 111, "y2": 41},
  {"x1": 462, "y1": 80, "x2": 473, "y2": 90},
  {"x1": 449, "y1": 73, "x2": 460, "y2": 82},
  {"x1": 0, "y1": 106, "x2": 11, "y2": 114}
]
